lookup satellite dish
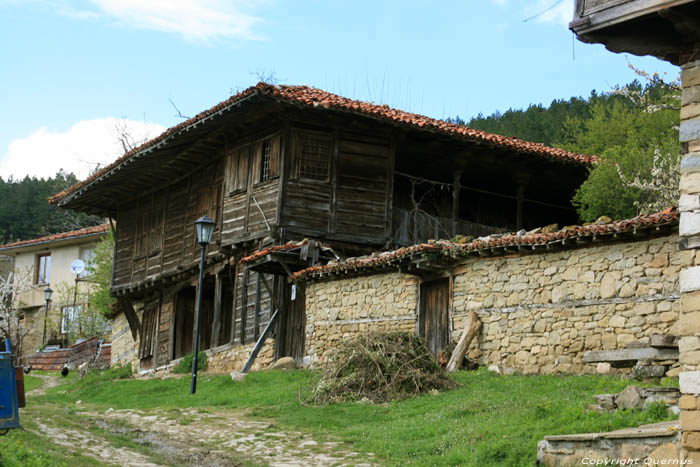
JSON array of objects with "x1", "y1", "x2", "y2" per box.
[{"x1": 70, "y1": 259, "x2": 86, "y2": 275}]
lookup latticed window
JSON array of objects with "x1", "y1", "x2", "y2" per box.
[
  {"x1": 300, "y1": 137, "x2": 330, "y2": 181},
  {"x1": 261, "y1": 140, "x2": 272, "y2": 182}
]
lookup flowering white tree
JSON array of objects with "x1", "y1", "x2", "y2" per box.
[{"x1": 0, "y1": 269, "x2": 34, "y2": 360}]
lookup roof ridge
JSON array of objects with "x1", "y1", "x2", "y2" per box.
[
  {"x1": 50, "y1": 82, "x2": 596, "y2": 206},
  {"x1": 0, "y1": 223, "x2": 110, "y2": 251},
  {"x1": 292, "y1": 209, "x2": 679, "y2": 281}
]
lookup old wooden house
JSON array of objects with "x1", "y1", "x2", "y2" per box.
[{"x1": 50, "y1": 83, "x2": 594, "y2": 372}]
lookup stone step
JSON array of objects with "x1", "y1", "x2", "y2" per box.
[
  {"x1": 583, "y1": 347, "x2": 679, "y2": 364},
  {"x1": 650, "y1": 334, "x2": 679, "y2": 349},
  {"x1": 538, "y1": 421, "x2": 681, "y2": 465}
]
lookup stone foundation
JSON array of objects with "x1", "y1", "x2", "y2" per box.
[
  {"x1": 205, "y1": 340, "x2": 275, "y2": 373},
  {"x1": 454, "y1": 234, "x2": 680, "y2": 374},
  {"x1": 304, "y1": 233, "x2": 680, "y2": 374},
  {"x1": 305, "y1": 273, "x2": 419, "y2": 364},
  {"x1": 110, "y1": 312, "x2": 139, "y2": 371}
]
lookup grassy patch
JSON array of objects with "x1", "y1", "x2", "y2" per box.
[
  {"x1": 22, "y1": 375, "x2": 43, "y2": 393},
  {"x1": 172, "y1": 352, "x2": 207, "y2": 374},
  {"x1": 36, "y1": 368, "x2": 675, "y2": 466}
]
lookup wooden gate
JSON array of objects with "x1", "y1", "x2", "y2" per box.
[{"x1": 419, "y1": 278, "x2": 450, "y2": 356}]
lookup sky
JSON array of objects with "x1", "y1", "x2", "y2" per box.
[{"x1": 0, "y1": 0, "x2": 680, "y2": 181}]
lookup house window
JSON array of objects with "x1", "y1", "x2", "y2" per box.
[
  {"x1": 35, "y1": 253, "x2": 50, "y2": 284},
  {"x1": 261, "y1": 139, "x2": 272, "y2": 182},
  {"x1": 257, "y1": 135, "x2": 280, "y2": 184},
  {"x1": 300, "y1": 136, "x2": 330, "y2": 181}
]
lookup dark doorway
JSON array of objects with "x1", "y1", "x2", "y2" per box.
[
  {"x1": 173, "y1": 286, "x2": 196, "y2": 359},
  {"x1": 419, "y1": 278, "x2": 450, "y2": 356}
]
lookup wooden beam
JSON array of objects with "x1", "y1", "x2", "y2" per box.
[
  {"x1": 254, "y1": 272, "x2": 262, "y2": 341},
  {"x1": 242, "y1": 309, "x2": 279, "y2": 373},
  {"x1": 118, "y1": 297, "x2": 141, "y2": 340},
  {"x1": 211, "y1": 273, "x2": 223, "y2": 348},
  {"x1": 240, "y1": 268, "x2": 248, "y2": 344}
]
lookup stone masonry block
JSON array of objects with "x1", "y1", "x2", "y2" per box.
[
  {"x1": 681, "y1": 371, "x2": 700, "y2": 395},
  {"x1": 682, "y1": 291, "x2": 700, "y2": 313},
  {"x1": 681, "y1": 172, "x2": 700, "y2": 195},
  {"x1": 683, "y1": 66, "x2": 700, "y2": 88},
  {"x1": 681, "y1": 337, "x2": 700, "y2": 354},
  {"x1": 684, "y1": 432, "x2": 700, "y2": 451},
  {"x1": 680, "y1": 311, "x2": 700, "y2": 335},
  {"x1": 681, "y1": 395, "x2": 698, "y2": 410},
  {"x1": 681, "y1": 120, "x2": 700, "y2": 143},
  {"x1": 681, "y1": 267, "x2": 700, "y2": 293},
  {"x1": 684, "y1": 85, "x2": 700, "y2": 106},
  {"x1": 681, "y1": 212, "x2": 700, "y2": 237},
  {"x1": 683, "y1": 103, "x2": 700, "y2": 121},
  {"x1": 681, "y1": 194, "x2": 700, "y2": 212},
  {"x1": 682, "y1": 410, "x2": 700, "y2": 431}
]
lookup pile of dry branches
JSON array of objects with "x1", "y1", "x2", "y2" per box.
[{"x1": 310, "y1": 331, "x2": 456, "y2": 404}]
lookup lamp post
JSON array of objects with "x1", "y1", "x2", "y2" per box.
[
  {"x1": 41, "y1": 286, "x2": 53, "y2": 348},
  {"x1": 191, "y1": 215, "x2": 215, "y2": 395}
]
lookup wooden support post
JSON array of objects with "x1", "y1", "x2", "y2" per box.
[
  {"x1": 240, "y1": 268, "x2": 249, "y2": 344},
  {"x1": 118, "y1": 297, "x2": 141, "y2": 340},
  {"x1": 229, "y1": 264, "x2": 238, "y2": 344},
  {"x1": 254, "y1": 273, "x2": 262, "y2": 341},
  {"x1": 446, "y1": 311, "x2": 482, "y2": 372},
  {"x1": 452, "y1": 170, "x2": 462, "y2": 237},
  {"x1": 242, "y1": 309, "x2": 278, "y2": 373},
  {"x1": 211, "y1": 273, "x2": 223, "y2": 348}
]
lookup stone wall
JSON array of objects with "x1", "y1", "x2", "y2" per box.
[
  {"x1": 111, "y1": 312, "x2": 139, "y2": 370},
  {"x1": 111, "y1": 309, "x2": 276, "y2": 374},
  {"x1": 305, "y1": 272, "x2": 419, "y2": 363},
  {"x1": 304, "y1": 233, "x2": 680, "y2": 374},
  {"x1": 678, "y1": 56, "x2": 700, "y2": 464},
  {"x1": 454, "y1": 233, "x2": 680, "y2": 374},
  {"x1": 206, "y1": 340, "x2": 275, "y2": 373}
]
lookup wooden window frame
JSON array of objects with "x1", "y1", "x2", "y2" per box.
[
  {"x1": 34, "y1": 253, "x2": 50, "y2": 285},
  {"x1": 225, "y1": 144, "x2": 250, "y2": 195},
  {"x1": 298, "y1": 133, "x2": 332, "y2": 183}
]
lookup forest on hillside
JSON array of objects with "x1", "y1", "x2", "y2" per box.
[{"x1": 0, "y1": 171, "x2": 102, "y2": 245}]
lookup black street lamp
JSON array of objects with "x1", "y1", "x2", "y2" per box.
[
  {"x1": 41, "y1": 286, "x2": 53, "y2": 348},
  {"x1": 191, "y1": 215, "x2": 216, "y2": 395}
]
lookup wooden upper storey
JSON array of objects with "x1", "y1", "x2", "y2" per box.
[
  {"x1": 570, "y1": 0, "x2": 700, "y2": 64},
  {"x1": 50, "y1": 84, "x2": 592, "y2": 293}
]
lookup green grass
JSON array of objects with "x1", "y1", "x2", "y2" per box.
[
  {"x1": 22, "y1": 375, "x2": 42, "y2": 394},
  {"x1": 32, "y1": 368, "x2": 676, "y2": 466}
]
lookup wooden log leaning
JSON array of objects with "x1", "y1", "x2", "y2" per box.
[{"x1": 446, "y1": 311, "x2": 481, "y2": 372}]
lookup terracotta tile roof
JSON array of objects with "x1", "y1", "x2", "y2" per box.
[
  {"x1": 292, "y1": 209, "x2": 679, "y2": 281},
  {"x1": 240, "y1": 240, "x2": 311, "y2": 264},
  {"x1": 50, "y1": 82, "x2": 596, "y2": 206},
  {"x1": 240, "y1": 239, "x2": 341, "y2": 265},
  {"x1": 0, "y1": 223, "x2": 110, "y2": 252}
]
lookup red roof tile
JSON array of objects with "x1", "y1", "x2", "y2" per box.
[
  {"x1": 292, "y1": 209, "x2": 679, "y2": 281},
  {"x1": 50, "y1": 83, "x2": 596, "y2": 205},
  {"x1": 0, "y1": 223, "x2": 110, "y2": 251},
  {"x1": 240, "y1": 240, "x2": 311, "y2": 264}
]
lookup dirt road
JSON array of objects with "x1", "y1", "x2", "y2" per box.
[{"x1": 25, "y1": 374, "x2": 374, "y2": 466}]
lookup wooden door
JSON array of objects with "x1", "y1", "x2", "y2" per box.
[
  {"x1": 275, "y1": 281, "x2": 306, "y2": 361},
  {"x1": 173, "y1": 287, "x2": 196, "y2": 359},
  {"x1": 420, "y1": 278, "x2": 450, "y2": 356}
]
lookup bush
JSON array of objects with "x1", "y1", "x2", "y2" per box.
[
  {"x1": 311, "y1": 331, "x2": 456, "y2": 404},
  {"x1": 172, "y1": 352, "x2": 207, "y2": 374}
]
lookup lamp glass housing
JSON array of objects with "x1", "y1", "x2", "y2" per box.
[
  {"x1": 43, "y1": 286, "x2": 53, "y2": 302},
  {"x1": 194, "y1": 216, "x2": 216, "y2": 245}
]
